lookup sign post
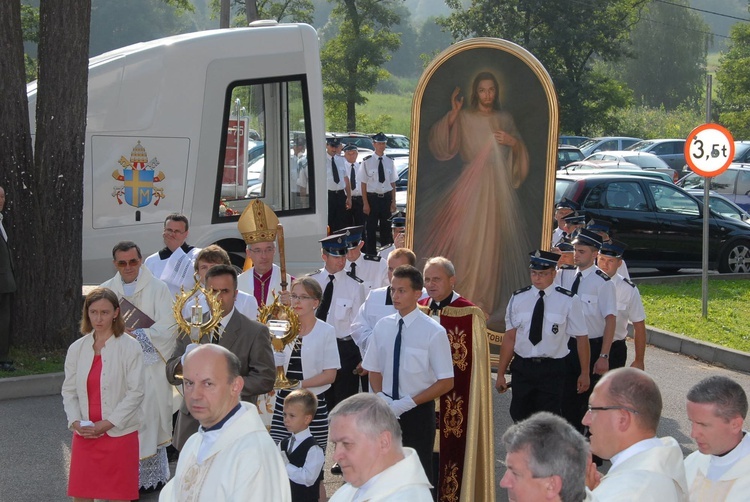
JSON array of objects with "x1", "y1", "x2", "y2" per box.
[{"x1": 684, "y1": 121, "x2": 734, "y2": 318}]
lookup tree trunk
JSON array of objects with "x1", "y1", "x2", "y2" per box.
[
  {"x1": 220, "y1": 0, "x2": 230, "y2": 28},
  {"x1": 6, "y1": 0, "x2": 91, "y2": 349},
  {"x1": 246, "y1": 0, "x2": 259, "y2": 24}
]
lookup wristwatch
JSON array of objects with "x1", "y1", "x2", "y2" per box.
[{"x1": 599, "y1": 353, "x2": 609, "y2": 360}]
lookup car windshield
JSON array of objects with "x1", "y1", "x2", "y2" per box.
[
  {"x1": 387, "y1": 136, "x2": 410, "y2": 149},
  {"x1": 577, "y1": 138, "x2": 598, "y2": 150},
  {"x1": 733, "y1": 143, "x2": 750, "y2": 162},
  {"x1": 623, "y1": 154, "x2": 669, "y2": 169},
  {"x1": 625, "y1": 140, "x2": 654, "y2": 152}
]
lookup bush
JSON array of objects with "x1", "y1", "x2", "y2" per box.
[{"x1": 595, "y1": 105, "x2": 704, "y2": 139}]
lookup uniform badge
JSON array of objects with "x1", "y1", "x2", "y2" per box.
[{"x1": 552, "y1": 323, "x2": 559, "y2": 334}]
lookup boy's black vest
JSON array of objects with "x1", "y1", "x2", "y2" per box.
[{"x1": 281, "y1": 435, "x2": 321, "y2": 502}]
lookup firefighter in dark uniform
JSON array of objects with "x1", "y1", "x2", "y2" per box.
[{"x1": 325, "y1": 138, "x2": 351, "y2": 233}]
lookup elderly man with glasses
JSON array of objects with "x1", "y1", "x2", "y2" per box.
[
  {"x1": 583, "y1": 367, "x2": 689, "y2": 501},
  {"x1": 101, "y1": 240, "x2": 178, "y2": 494}
]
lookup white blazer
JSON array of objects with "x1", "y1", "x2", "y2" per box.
[
  {"x1": 61, "y1": 332, "x2": 145, "y2": 436},
  {"x1": 281, "y1": 319, "x2": 341, "y2": 395}
]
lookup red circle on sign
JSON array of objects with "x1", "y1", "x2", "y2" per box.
[{"x1": 684, "y1": 123, "x2": 735, "y2": 177}]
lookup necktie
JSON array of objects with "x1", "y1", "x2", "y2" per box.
[
  {"x1": 378, "y1": 157, "x2": 385, "y2": 183},
  {"x1": 392, "y1": 319, "x2": 403, "y2": 400},
  {"x1": 316, "y1": 274, "x2": 334, "y2": 320},
  {"x1": 349, "y1": 262, "x2": 358, "y2": 279},
  {"x1": 288, "y1": 435, "x2": 295, "y2": 453},
  {"x1": 529, "y1": 291, "x2": 545, "y2": 346},
  {"x1": 385, "y1": 286, "x2": 393, "y2": 306},
  {"x1": 571, "y1": 272, "x2": 582, "y2": 295},
  {"x1": 331, "y1": 157, "x2": 340, "y2": 185},
  {"x1": 350, "y1": 164, "x2": 357, "y2": 190}
]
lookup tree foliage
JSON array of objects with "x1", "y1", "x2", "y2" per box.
[
  {"x1": 439, "y1": 0, "x2": 649, "y2": 135},
  {"x1": 716, "y1": 22, "x2": 750, "y2": 140},
  {"x1": 616, "y1": 0, "x2": 709, "y2": 110},
  {"x1": 320, "y1": 0, "x2": 402, "y2": 131},
  {"x1": 1, "y1": 0, "x2": 92, "y2": 349},
  {"x1": 211, "y1": 0, "x2": 315, "y2": 26}
]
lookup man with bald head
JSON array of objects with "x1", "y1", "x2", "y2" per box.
[
  {"x1": 583, "y1": 367, "x2": 688, "y2": 501},
  {"x1": 160, "y1": 345, "x2": 290, "y2": 501}
]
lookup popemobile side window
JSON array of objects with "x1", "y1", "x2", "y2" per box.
[{"x1": 216, "y1": 78, "x2": 314, "y2": 219}]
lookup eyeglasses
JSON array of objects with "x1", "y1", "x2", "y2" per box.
[
  {"x1": 587, "y1": 405, "x2": 640, "y2": 415},
  {"x1": 164, "y1": 228, "x2": 185, "y2": 235},
  {"x1": 115, "y1": 259, "x2": 141, "y2": 268},
  {"x1": 248, "y1": 247, "x2": 275, "y2": 255},
  {"x1": 291, "y1": 294, "x2": 315, "y2": 301}
]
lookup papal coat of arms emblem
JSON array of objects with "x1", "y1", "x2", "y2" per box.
[{"x1": 112, "y1": 141, "x2": 166, "y2": 207}]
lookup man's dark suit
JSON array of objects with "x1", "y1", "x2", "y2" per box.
[
  {"x1": 165, "y1": 309, "x2": 275, "y2": 450},
  {"x1": 0, "y1": 224, "x2": 16, "y2": 364}
]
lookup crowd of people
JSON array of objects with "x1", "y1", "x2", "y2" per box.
[{"x1": 56, "y1": 180, "x2": 750, "y2": 501}]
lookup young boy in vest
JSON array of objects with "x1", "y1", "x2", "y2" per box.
[{"x1": 280, "y1": 389, "x2": 325, "y2": 502}]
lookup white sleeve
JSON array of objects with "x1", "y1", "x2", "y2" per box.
[{"x1": 286, "y1": 444, "x2": 325, "y2": 486}]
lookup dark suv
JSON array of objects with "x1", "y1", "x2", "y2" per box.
[{"x1": 561, "y1": 174, "x2": 750, "y2": 273}]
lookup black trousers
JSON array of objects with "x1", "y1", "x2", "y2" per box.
[
  {"x1": 609, "y1": 339, "x2": 627, "y2": 369},
  {"x1": 400, "y1": 399, "x2": 436, "y2": 486},
  {"x1": 0, "y1": 292, "x2": 12, "y2": 362},
  {"x1": 328, "y1": 189, "x2": 348, "y2": 233},
  {"x1": 509, "y1": 355, "x2": 567, "y2": 422},
  {"x1": 561, "y1": 336, "x2": 603, "y2": 434},
  {"x1": 325, "y1": 338, "x2": 361, "y2": 411},
  {"x1": 364, "y1": 192, "x2": 392, "y2": 255},
  {"x1": 348, "y1": 195, "x2": 365, "y2": 228}
]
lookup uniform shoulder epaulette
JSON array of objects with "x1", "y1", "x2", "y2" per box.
[
  {"x1": 624, "y1": 278, "x2": 636, "y2": 288},
  {"x1": 555, "y1": 286, "x2": 574, "y2": 297},
  {"x1": 363, "y1": 254, "x2": 382, "y2": 262},
  {"x1": 363, "y1": 154, "x2": 372, "y2": 161},
  {"x1": 346, "y1": 273, "x2": 364, "y2": 283},
  {"x1": 558, "y1": 264, "x2": 575, "y2": 270},
  {"x1": 385, "y1": 154, "x2": 393, "y2": 160},
  {"x1": 310, "y1": 269, "x2": 322, "y2": 275},
  {"x1": 513, "y1": 285, "x2": 532, "y2": 295},
  {"x1": 596, "y1": 269, "x2": 611, "y2": 281}
]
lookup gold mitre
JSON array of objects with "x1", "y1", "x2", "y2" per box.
[{"x1": 238, "y1": 200, "x2": 279, "y2": 244}]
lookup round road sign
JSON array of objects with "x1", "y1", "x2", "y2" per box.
[{"x1": 684, "y1": 123, "x2": 735, "y2": 177}]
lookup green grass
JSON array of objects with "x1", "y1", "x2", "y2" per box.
[
  {"x1": 639, "y1": 279, "x2": 750, "y2": 353},
  {"x1": 359, "y1": 91, "x2": 413, "y2": 136},
  {"x1": 0, "y1": 346, "x2": 66, "y2": 378}
]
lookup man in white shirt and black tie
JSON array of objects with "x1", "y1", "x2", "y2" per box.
[
  {"x1": 325, "y1": 138, "x2": 351, "y2": 234},
  {"x1": 363, "y1": 264, "x2": 454, "y2": 488},
  {"x1": 360, "y1": 132, "x2": 397, "y2": 255},
  {"x1": 496, "y1": 250, "x2": 590, "y2": 422},
  {"x1": 343, "y1": 144, "x2": 365, "y2": 227}
]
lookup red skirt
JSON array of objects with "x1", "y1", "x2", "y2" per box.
[{"x1": 67, "y1": 355, "x2": 139, "y2": 500}]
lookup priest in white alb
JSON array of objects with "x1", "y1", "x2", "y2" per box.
[{"x1": 144, "y1": 213, "x2": 201, "y2": 297}]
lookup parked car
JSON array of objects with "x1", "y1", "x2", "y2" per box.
[
  {"x1": 625, "y1": 139, "x2": 687, "y2": 173},
  {"x1": 384, "y1": 134, "x2": 410, "y2": 157},
  {"x1": 560, "y1": 174, "x2": 750, "y2": 273},
  {"x1": 558, "y1": 144, "x2": 585, "y2": 169},
  {"x1": 578, "y1": 136, "x2": 642, "y2": 157},
  {"x1": 687, "y1": 190, "x2": 750, "y2": 223},
  {"x1": 559, "y1": 135, "x2": 590, "y2": 147},
  {"x1": 555, "y1": 169, "x2": 673, "y2": 204},
  {"x1": 732, "y1": 141, "x2": 750, "y2": 163},
  {"x1": 583, "y1": 151, "x2": 677, "y2": 181},
  {"x1": 329, "y1": 132, "x2": 375, "y2": 151},
  {"x1": 677, "y1": 164, "x2": 750, "y2": 211}
]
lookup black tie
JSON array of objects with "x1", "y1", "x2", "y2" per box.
[
  {"x1": 350, "y1": 164, "x2": 357, "y2": 190},
  {"x1": 529, "y1": 291, "x2": 545, "y2": 346},
  {"x1": 392, "y1": 319, "x2": 403, "y2": 400},
  {"x1": 571, "y1": 272, "x2": 582, "y2": 295},
  {"x1": 331, "y1": 157, "x2": 340, "y2": 184},
  {"x1": 385, "y1": 286, "x2": 393, "y2": 305},
  {"x1": 316, "y1": 274, "x2": 335, "y2": 320},
  {"x1": 378, "y1": 157, "x2": 385, "y2": 183},
  {"x1": 349, "y1": 262, "x2": 358, "y2": 279}
]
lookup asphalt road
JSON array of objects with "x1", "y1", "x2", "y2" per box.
[{"x1": 1, "y1": 339, "x2": 748, "y2": 502}]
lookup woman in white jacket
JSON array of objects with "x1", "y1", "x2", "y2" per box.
[
  {"x1": 269, "y1": 277, "x2": 341, "y2": 449},
  {"x1": 62, "y1": 287, "x2": 145, "y2": 502}
]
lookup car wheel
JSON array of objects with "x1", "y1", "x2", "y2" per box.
[{"x1": 719, "y1": 240, "x2": 750, "y2": 273}]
